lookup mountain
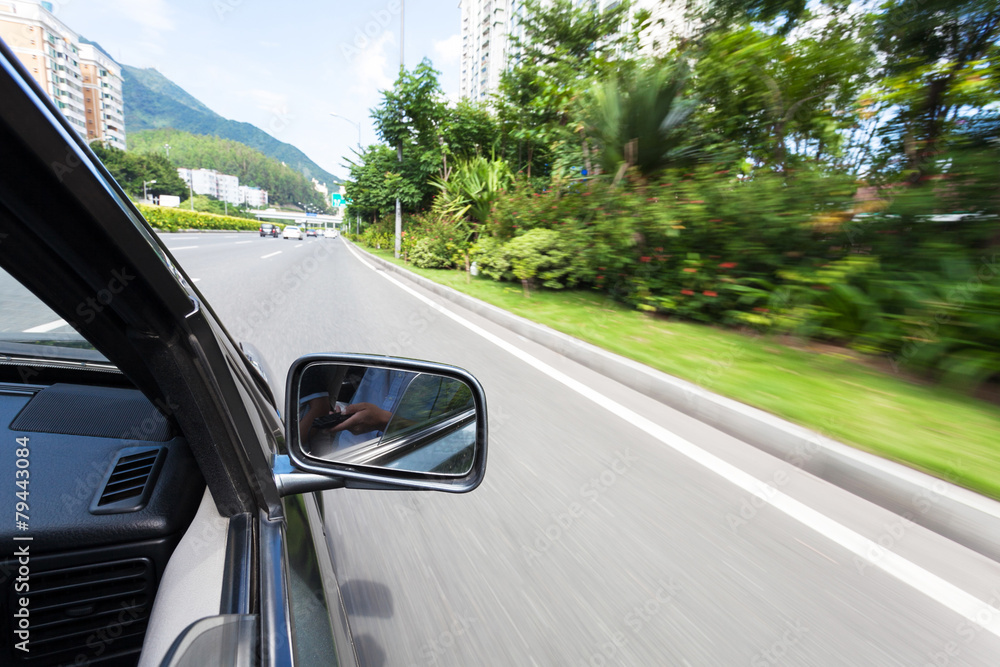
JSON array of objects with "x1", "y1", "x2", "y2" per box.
[{"x1": 118, "y1": 64, "x2": 340, "y2": 186}]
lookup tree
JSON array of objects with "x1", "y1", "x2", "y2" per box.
[
  {"x1": 873, "y1": 0, "x2": 1000, "y2": 181},
  {"x1": 90, "y1": 142, "x2": 188, "y2": 199},
  {"x1": 344, "y1": 144, "x2": 422, "y2": 222},
  {"x1": 689, "y1": 15, "x2": 874, "y2": 173},
  {"x1": 496, "y1": 0, "x2": 645, "y2": 179},
  {"x1": 127, "y1": 129, "x2": 331, "y2": 210},
  {"x1": 370, "y1": 59, "x2": 450, "y2": 211},
  {"x1": 583, "y1": 62, "x2": 697, "y2": 179}
]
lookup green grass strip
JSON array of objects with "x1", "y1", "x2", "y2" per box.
[{"x1": 364, "y1": 246, "x2": 1000, "y2": 501}]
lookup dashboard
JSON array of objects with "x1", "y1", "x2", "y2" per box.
[{"x1": 0, "y1": 380, "x2": 204, "y2": 667}]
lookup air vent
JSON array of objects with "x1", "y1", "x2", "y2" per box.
[
  {"x1": 7, "y1": 559, "x2": 154, "y2": 663},
  {"x1": 89, "y1": 447, "x2": 166, "y2": 515}
]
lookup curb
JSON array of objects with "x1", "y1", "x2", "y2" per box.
[{"x1": 352, "y1": 241, "x2": 1000, "y2": 563}]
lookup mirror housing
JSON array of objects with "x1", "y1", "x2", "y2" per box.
[{"x1": 281, "y1": 353, "x2": 488, "y2": 493}]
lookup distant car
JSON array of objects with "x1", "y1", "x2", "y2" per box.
[
  {"x1": 283, "y1": 225, "x2": 302, "y2": 240},
  {"x1": 306, "y1": 228, "x2": 319, "y2": 237},
  {"x1": 324, "y1": 228, "x2": 338, "y2": 238},
  {"x1": 259, "y1": 223, "x2": 279, "y2": 237}
]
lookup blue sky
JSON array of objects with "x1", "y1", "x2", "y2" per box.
[{"x1": 56, "y1": 0, "x2": 462, "y2": 180}]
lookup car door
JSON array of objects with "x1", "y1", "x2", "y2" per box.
[
  {"x1": 1, "y1": 37, "x2": 487, "y2": 667},
  {"x1": 0, "y1": 38, "x2": 358, "y2": 666}
]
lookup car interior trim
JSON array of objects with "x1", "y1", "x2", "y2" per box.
[
  {"x1": 259, "y1": 511, "x2": 296, "y2": 667},
  {"x1": 137, "y1": 488, "x2": 230, "y2": 667},
  {"x1": 220, "y1": 512, "x2": 257, "y2": 616}
]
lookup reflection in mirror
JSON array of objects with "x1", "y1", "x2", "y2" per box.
[{"x1": 297, "y1": 363, "x2": 477, "y2": 476}]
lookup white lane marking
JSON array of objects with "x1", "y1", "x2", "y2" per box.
[
  {"x1": 168, "y1": 245, "x2": 199, "y2": 250},
  {"x1": 293, "y1": 244, "x2": 303, "y2": 248},
  {"x1": 23, "y1": 318, "x2": 67, "y2": 333},
  {"x1": 261, "y1": 251, "x2": 282, "y2": 259},
  {"x1": 344, "y1": 242, "x2": 1000, "y2": 637},
  {"x1": 192, "y1": 278, "x2": 201, "y2": 283},
  {"x1": 236, "y1": 241, "x2": 252, "y2": 245}
]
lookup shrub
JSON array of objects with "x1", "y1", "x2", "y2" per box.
[
  {"x1": 506, "y1": 228, "x2": 580, "y2": 291},
  {"x1": 410, "y1": 237, "x2": 455, "y2": 269},
  {"x1": 470, "y1": 236, "x2": 513, "y2": 281},
  {"x1": 137, "y1": 204, "x2": 260, "y2": 232}
]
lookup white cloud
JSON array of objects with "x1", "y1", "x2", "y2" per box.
[
  {"x1": 108, "y1": 0, "x2": 175, "y2": 31},
  {"x1": 349, "y1": 30, "x2": 396, "y2": 98},
  {"x1": 432, "y1": 33, "x2": 461, "y2": 66}
]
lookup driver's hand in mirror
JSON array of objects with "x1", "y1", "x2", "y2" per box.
[{"x1": 331, "y1": 402, "x2": 393, "y2": 435}]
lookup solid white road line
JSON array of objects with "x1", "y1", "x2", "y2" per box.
[
  {"x1": 167, "y1": 245, "x2": 199, "y2": 250},
  {"x1": 23, "y1": 318, "x2": 67, "y2": 333},
  {"x1": 344, "y1": 241, "x2": 1000, "y2": 638},
  {"x1": 261, "y1": 251, "x2": 282, "y2": 259},
  {"x1": 236, "y1": 241, "x2": 252, "y2": 245}
]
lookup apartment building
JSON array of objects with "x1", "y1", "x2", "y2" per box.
[
  {"x1": 79, "y1": 43, "x2": 125, "y2": 148},
  {"x1": 459, "y1": 0, "x2": 513, "y2": 102},
  {"x1": 0, "y1": 0, "x2": 125, "y2": 146},
  {"x1": 458, "y1": 0, "x2": 692, "y2": 101},
  {"x1": 178, "y1": 167, "x2": 268, "y2": 208},
  {"x1": 239, "y1": 185, "x2": 268, "y2": 208}
]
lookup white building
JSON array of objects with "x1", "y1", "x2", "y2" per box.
[
  {"x1": 238, "y1": 185, "x2": 268, "y2": 208},
  {"x1": 312, "y1": 178, "x2": 329, "y2": 198},
  {"x1": 459, "y1": 0, "x2": 514, "y2": 102},
  {"x1": 215, "y1": 172, "x2": 239, "y2": 205},
  {"x1": 177, "y1": 167, "x2": 245, "y2": 206},
  {"x1": 458, "y1": 0, "x2": 693, "y2": 101}
]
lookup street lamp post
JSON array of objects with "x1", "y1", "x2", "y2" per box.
[
  {"x1": 395, "y1": 0, "x2": 404, "y2": 259},
  {"x1": 329, "y1": 112, "x2": 363, "y2": 236},
  {"x1": 143, "y1": 179, "x2": 156, "y2": 203},
  {"x1": 164, "y1": 143, "x2": 170, "y2": 159}
]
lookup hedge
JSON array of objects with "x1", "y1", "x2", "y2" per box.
[{"x1": 137, "y1": 204, "x2": 267, "y2": 232}]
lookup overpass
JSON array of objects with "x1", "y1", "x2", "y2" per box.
[{"x1": 252, "y1": 209, "x2": 342, "y2": 227}]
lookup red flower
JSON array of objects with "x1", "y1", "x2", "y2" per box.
[
  {"x1": 719, "y1": 262, "x2": 738, "y2": 269},
  {"x1": 682, "y1": 268, "x2": 697, "y2": 273},
  {"x1": 640, "y1": 256, "x2": 651, "y2": 263},
  {"x1": 681, "y1": 289, "x2": 694, "y2": 295},
  {"x1": 703, "y1": 290, "x2": 717, "y2": 297},
  {"x1": 753, "y1": 307, "x2": 769, "y2": 312}
]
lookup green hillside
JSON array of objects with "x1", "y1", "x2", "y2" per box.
[
  {"x1": 129, "y1": 129, "x2": 330, "y2": 210},
  {"x1": 119, "y1": 64, "x2": 340, "y2": 187}
]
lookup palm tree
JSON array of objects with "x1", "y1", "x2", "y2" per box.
[{"x1": 584, "y1": 63, "x2": 697, "y2": 181}]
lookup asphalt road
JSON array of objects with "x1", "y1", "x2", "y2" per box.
[{"x1": 63, "y1": 234, "x2": 1000, "y2": 664}]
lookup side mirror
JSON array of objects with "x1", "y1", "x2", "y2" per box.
[{"x1": 279, "y1": 354, "x2": 488, "y2": 494}]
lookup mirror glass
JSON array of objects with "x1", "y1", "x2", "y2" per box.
[{"x1": 296, "y1": 363, "x2": 478, "y2": 475}]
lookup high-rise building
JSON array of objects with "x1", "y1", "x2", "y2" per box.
[
  {"x1": 458, "y1": 0, "x2": 693, "y2": 102},
  {"x1": 79, "y1": 43, "x2": 125, "y2": 149},
  {"x1": 459, "y1": 0, "x2": 513, "y2": 102},
  {"x1": 0, "y1": 1, "x2": 125, "y2": 146}
]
